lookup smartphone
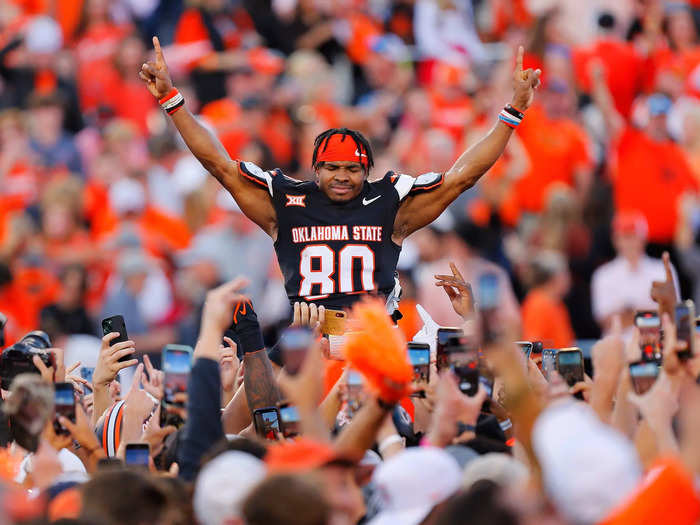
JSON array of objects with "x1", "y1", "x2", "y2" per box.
[
  {"x1": 675, "y1": 301, "x2": 696, "y2": 360},
  {"x1": 516, "y1": 341, "x2": 533, "y2": 359},
  {"x1": 80, "y1": 367, "x2": 94, "y2": 395},
  {"x1": 321, "y1": 309, "x2": 347, "y2": 336},
  {"x1": 436, "y1": 328, "x2": 463, "y2": 371},
  {"x1": 346, "y1": 369, "x2": 364, "y2": 415},
  {"x1": 541, "y1": 349, "x2": 557, "y2": 380},
  {"x1": 124, "y1": 443, "x2": 150, "y2": 467},
  {"x1": 407, "y1": 342, "x2": 430, "y2": 383},
  {"x1": 634, "y1": 311, "x2": 661, "y2": 362},
  {"x1": 277, "y1": 401, "x2": 300, "y2": 438},
  {"x1": 101, "y1": 315, "x2": 131, "y2": 362},
  {"x1": 556, "y1": 348, "x2": 584, "y2": 387},
  {"x1": 446, "y1": 335, "x2": 480, "y2": 396},
  {"x1": 162, "y1": 344, "x2": 193, "y2": 404},
  {"x1": 478, "y1": 367, "x2": 494, "y2": 398},
  {"x1": 253, "y1": 407, "x2": 280, "y2": 440},
  {"x1": 477, "y1": 273, "x2": 500, "y2": 310},
  {"x1": 280, "y1": 327, "x2": 314, "y2": 375},
  {"x1": 628, "y1": 361, "x2": 660, "y2": 395},
  {"x1": 53, "y1": 382, "x2": 75, "y2": 435}
]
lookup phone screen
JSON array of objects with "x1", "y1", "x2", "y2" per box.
[
  {"x1": 675, "y1": 302, "x2": 695, "y2": 360},
  {"x1": 278, "y1": 403, "x2": 300, "y2": 437},
  {"x1": 408, "y1": 344, "x2": 430, "y2": 383},
  {"x1": 281, "y1": 327, "x2": 314, "y2": 375},
  {"x1": 80, "y1": 367, "x2": 94, "y2": 395},
  {"x1": 542, "y1": 350, "x2": 557, "y2": 380},
  {"x1": 436, "y1": 328, "x2": 462, "y2": 371},
  {"x1": 556, "y1": 350, "x2": 584, "y2": 386},
  {"x1": 635, "y1": 311, "x2": 661, "y2": 361},
  {"x1": 629, "y1": 361, "x2": 659, "y2": 395},
  {"x1": 163, "y1": 346, "x2": 193, "y2": 403},
  {"x1": 254, "y1": 409, "x2": 280, "y2": 440},
  {"x1": 125, "y1": 444, "x2": 150, "y2": 467},
  {"x1": 54, "y1": 383, "x2": 75, "y2": 434},
  {"x1": 516, "y1": 341, "x2": 533, "y2": 359},
  {"x1": 477, "y1": 273, "x2": 500, "y2": 311},
  {"x1": 446, "y1": 336, "x2": 479, "y2": 396}
]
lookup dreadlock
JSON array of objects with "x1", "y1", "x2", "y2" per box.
[{"x1": 311, "y1": 128, "x2": 375, "y2": 172}]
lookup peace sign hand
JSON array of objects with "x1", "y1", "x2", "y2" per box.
[
  {"x1": 511, "y1": 45, "x2": 541, "y2": 111},
  {"x1": 139, "y1": 36, "x2": 173, "y2": 99}
]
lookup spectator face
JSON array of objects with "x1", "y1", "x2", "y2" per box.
[
  {"x1": 316, "y1": 161, "x2": 366, "y2": 202},
  {"x1": 667, "y1": 10, "x2": 697, "y2": 49},
  {"x1": 30, "y1": 104, "x2": 63, "y2": 144},
  {"x1": 60, "y1": 267, "x2": 87, "y2": 307},
  {"x1": 115, "y1": 37, "x2": 147, "y2": 78},
  {"x1": 613, "y1": 231, "x2": 645, "y2": 262},
  {"x1": 42, "y1": 204, "x2": 76, "y2": 240},
  {"x1": 85, "y1": 0, "x2": 109, "y2": 25},
  {"x1": 126, "y1": 272, "x2": 148, "y2": 296},
  {"x1": 646, "y1": 113, "x2": 669, "y2": 141}
]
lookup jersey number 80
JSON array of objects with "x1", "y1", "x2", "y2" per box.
[{"x1": 299, "y1": 244, "x2": 375, "y2": 298}]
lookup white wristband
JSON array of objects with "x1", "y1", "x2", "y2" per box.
[
  {"x1": 499, "y1": 418, "x2": 513, "y2": 432},
  {"x1": 378, "y1": 434, "x2": 404, "y2": 454}
]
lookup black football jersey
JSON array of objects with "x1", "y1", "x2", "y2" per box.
[{"x1": 239, "y1": 161, "x2": 444, "y2": 309}]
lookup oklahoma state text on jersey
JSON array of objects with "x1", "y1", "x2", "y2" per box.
[{"x1": 239, "y1": 161, "x2": 443, "y2": 309}]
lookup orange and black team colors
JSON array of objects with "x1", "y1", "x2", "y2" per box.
[{"x1": 239, "y1": 160, "x2": 443, "y2": 309}]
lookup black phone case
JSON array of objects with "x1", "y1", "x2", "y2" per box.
[{"x1": 102, "y1": 316, "x2": 131, "y2": 362}]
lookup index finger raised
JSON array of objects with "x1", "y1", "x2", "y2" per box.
[
  {"x1": 516, "y1": 45, "x2": 524, "y2": 73},
  {"x1": 662, "y1": 251, "x2": 673, "y2": 282},
  {"x1": 152, "y1": 36, "x2": 164, "y2": 64}
]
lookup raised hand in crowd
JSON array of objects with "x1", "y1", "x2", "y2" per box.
[
  {"x1": 91, "y1": 332, "x2": 137, "y2": 426},
  {"x1": 32, "y1": 347, "x2": 66, "y2": 384},
  {"x1": 435, "y1": 262, "x2": 475, "y2": 319}
]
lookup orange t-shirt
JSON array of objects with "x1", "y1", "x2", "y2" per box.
[
  {"x1": 573, "y1": 38, "x2": 647, "y2": 118},
  {"x1": 611, "y1": 127, "x2": 698, "y2": 243},
  {"x1": 521, "y1": 288, "x2": 575, "y2": 348},
  {"x1": 515, "y1": 105, "x2": 592, "y2": 213}
]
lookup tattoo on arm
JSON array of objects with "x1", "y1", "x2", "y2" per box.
[{"x1": 243, "y1": 350, "x2": 281, "y2": 412}]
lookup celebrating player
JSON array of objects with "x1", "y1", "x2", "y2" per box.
[{"x1": 140, "y1": 37, "x2": 540, "y2": 313}]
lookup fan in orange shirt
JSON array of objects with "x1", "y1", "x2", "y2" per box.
[
  {"x1": 521, "y1": 251, "x2": 575, "y2": 348},
  {"x1": 591, "y1": 62, "x2": 698, "y2": 244},
  {"x1": 515, "y1": 78, "x2": 593, "y2": 214}
]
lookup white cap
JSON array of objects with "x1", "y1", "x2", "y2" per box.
[
  {"x1": 369, "y1": 447, "x2": 461, "y2": 525},
  {"x1": 461, "y1": 453, "x2": 529, "y2": 490},
  {"x1": 25, "y1": 16, "x2": 63, "y2": 54},
  {"x1": 172, "y1": 156, "x2": 207, "y2": 196},
  {"x1": 193, "y1": 451, "x2": 267, "y2": 525},
  {"x1": 109, "y1": 178, "x2": 146, "y2": 216},
  {"x1": 532, "y1": 400, "x2": 642, "y2": 525}
]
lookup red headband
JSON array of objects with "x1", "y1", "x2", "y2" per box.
[{"x1": 315, "y1": 134, "x2": 368, "y2": 168}]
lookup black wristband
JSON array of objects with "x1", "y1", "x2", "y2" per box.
[
  {"x1": 504, "y1": 104, "x2": 525, "y2": 120},
  {"x1": 229, "y1": 300, "x2": 265, "y2": 354}
]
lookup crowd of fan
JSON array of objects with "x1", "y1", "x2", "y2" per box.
[{"x1": 0, "y1": 0, "x2": 700, "y2": 524}]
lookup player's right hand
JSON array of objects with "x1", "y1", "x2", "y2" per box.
[{"x1": 139, "y1": 36, "x2": 173, "y2": 99}]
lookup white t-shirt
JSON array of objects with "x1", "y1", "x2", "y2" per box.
[{"x1": 591, "y1": 255, "x2": 679, "y2": 327}]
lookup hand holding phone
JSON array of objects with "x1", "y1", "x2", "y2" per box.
[
  {"x1": 634, "y1": 311, "x2": 661, "y2": 362},
  {"x1": 628, "y1": 361, "x2": 660, "y2": 395},
  {"x1": 277, "y1": 402, "x2": 300, "y2": 438},
  {"x1": 280, "y1": 327, "x2": 314, "y2": 375},
  {"x1": 436, "y1": 328, "x2": 462, "y2": 371},
  {"x1": 162, "y1": 344, "x2": 193, "y2": 404},
  {"x1": 408, "y1": 342, "x2": 431, "y2": 384},
  {"x1": 101, "y1": 316, "x2": 131, "y2": 363}
]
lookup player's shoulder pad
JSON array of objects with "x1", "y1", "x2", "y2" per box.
[
  {"x1": 238, "y1": 161, "x2": 281, "y2": 197},
  {"x1": 388, "y1": 171, "x2": 444, "y2": 201}
]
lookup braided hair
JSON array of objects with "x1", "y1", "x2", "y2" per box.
[{"x1": 311, "y1": 128, "x2": 375, "y2": 173}]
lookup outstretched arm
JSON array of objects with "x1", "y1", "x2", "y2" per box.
[
  {"x1": 393, "y1": 46, "x2": 540, "y2": 242},
  {"x1": 140, "y1": 37, "x2": 277, "y2": 238}
]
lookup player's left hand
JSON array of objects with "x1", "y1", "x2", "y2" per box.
[{"x1": 511, "y1": 45, "x2": 541, "y2": 111}]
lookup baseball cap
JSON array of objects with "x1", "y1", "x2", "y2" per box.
[
  {"x1": 194, "y1": 451, "x2": 267, "y2": 525},
  {"x1": 612, "y1": 211, "x2": 648, "y2": 239},
  {"x1": 461, "y1": 453, "x2": 529, "y2": 490},
  {"x1": 265, "y1": 438, "x2": 355, "y2": 474},
  {"x1": 25, "y1": 16, "x2": 62, "y2": 54},
  {"x1": 368, "y1": 447, "x2": 462, "y2": 525},
  {"x1": 647, "y1": 93, "x2": 673, "y2": 117},
  {"x1": 532, "y1": 400, "x2": 642, "y2": 525}
]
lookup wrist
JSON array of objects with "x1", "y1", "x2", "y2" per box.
[{"x1": 159, "y1": 87, "x2": 184, "y2": 115}]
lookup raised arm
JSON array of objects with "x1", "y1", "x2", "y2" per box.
[
  {"x1": 140, "y1": 37, "x2": 277, "y2": 237},
  {"x1": 393, "y1": 46, "x2": 540, "y2": 242}
]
